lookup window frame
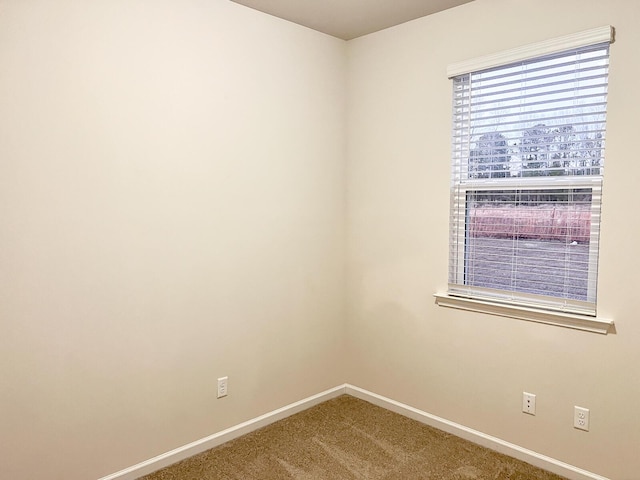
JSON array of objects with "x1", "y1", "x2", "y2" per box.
[
  {"x1": 449, "y1": 177, "x2": 602, "y2": 316},
  {"x1": 436, "y1": 26, "x2": 615, "y2": 334}
]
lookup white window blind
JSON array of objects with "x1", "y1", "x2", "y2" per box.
[{"x1": 448, "y1": 38, "x2": 610, "y2": 317}]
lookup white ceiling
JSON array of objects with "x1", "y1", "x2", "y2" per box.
[{"x1": 229, "y1": 0, "x2": 474, "y2": 40}]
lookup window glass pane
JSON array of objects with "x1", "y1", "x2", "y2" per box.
[
  {"x1": 464, "y1": 188, "x2": 593, "y2": 301},
  {"x1": 458, "y1": 44, "x2": 609, "y2": 182}
]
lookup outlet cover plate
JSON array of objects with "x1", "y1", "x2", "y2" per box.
[
  {"x1": 522, "y1": 392, "x2": 536, "y2": 415},
  {"x1": 574, "y1": 406, "x2": 589, "y2": 431},
  {"x1": 217, "y1": 376, "x2": 228, "y2": 398}
]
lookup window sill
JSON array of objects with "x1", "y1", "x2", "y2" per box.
[{"x1": 433, "y1": 293, "x2": 614, "y2": 335}]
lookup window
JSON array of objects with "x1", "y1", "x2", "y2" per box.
[{"x1": 444, "y1": 27, "x2": 613, "y2": 320}]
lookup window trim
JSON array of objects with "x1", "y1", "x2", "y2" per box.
[
  {"x1": 446, "y1": 25, "x2": 614, "y2": 78},
  {"x1": 434, "y1": 293, "x2": 614, "y2": 334},
  {"x1": 439, "y1": 27, "x2": 616, "y2": 332}
]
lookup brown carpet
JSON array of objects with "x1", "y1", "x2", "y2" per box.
[{"x1": 139, "y1": 395, "x2": 567, "y2": 480}]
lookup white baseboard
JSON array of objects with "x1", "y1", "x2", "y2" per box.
[
  {"x1": 97, "y1": 385, "x2": 347, "y2": 480},
  {"x1": 345, "y1": 384, "x2": 610, "y2": 480},
  {"x1": 99, "y1": 383, "x2": 609, "y2": 480}
]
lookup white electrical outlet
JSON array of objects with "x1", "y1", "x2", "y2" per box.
[
  {"x1": 574, "y1": 406, "x2": 589, "y2": 431},
  {"x1": 522, "y1": 392, "x2": 536, "y2": 415},
  {"x1": 217, "y1": 376, "x2": 228, "y2": 398}
]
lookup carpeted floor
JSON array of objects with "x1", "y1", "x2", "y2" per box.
[{"x1": 139, "y1": 395, "x2": 567, "y2": 480}]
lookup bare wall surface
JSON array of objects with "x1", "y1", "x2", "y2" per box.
[
  {"x1": 3, "y1": 0, "x2": 640, "y2": 479},
  {"x1": 345, "y1": 1, "x2": 640, "y2": 479},
  {"x1": 0, "y1": 1, "x2": 347, "y2": 478}
]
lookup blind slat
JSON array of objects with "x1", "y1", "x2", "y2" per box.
[{"x1": 467, "y1": 83, "x2": 609, "y2": 109}]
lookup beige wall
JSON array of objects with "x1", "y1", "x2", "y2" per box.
[
  {"x1": 346, "y1": 1, "x2": 640, "y2": 479},
  {"x1": 3, "y1": 0, "x2": 640, "y2": 479},
  {"x1": 0, "y1": 1, "x2": 346, "y2": 478}
]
